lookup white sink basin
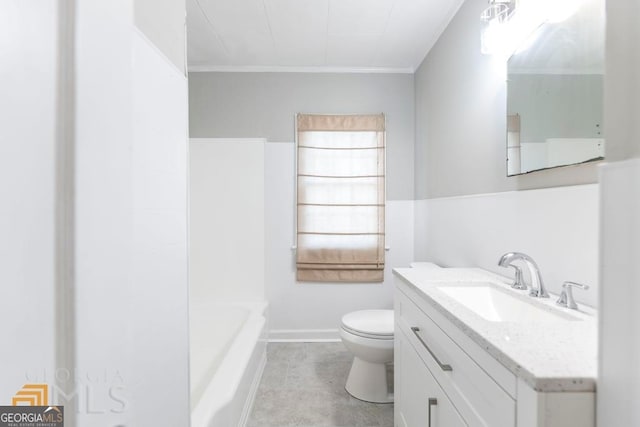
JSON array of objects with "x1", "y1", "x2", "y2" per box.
[{"x1": 437, "y1": 284, "x2": 579, "y2": 322}]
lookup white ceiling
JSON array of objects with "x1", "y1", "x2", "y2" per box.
[{"x1": 186, "y1": 0, "x2": 465, "y2": 72}]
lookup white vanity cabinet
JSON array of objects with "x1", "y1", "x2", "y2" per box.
[
  {"x1": 394, "y1": 274, "x2": 596, "y2": 427},
  {"x1": 396, "y1": 329, "x2": 466, "y2": 427}
]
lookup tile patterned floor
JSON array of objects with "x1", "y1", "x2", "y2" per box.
[{"x1": 248, "y1": 342, "x2": 394, "y2": 427}]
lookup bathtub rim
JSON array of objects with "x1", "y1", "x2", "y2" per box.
[{"x1": 190, "y1": 300, "x2": 268, "y2": 427}]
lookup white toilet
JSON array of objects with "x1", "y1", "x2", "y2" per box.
[{"x1": 340, "y1": 309, "x2": 394, "y2": 403}]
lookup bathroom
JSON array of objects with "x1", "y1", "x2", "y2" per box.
[{"x1": 1, "y1": 0, "x2": 638, "y2": 426}]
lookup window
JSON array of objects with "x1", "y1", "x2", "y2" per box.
[{"x1": 295, "y1": 113, "x2": 386, "y2": 282}]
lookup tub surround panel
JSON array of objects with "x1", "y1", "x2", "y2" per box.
[
  {"x1": 75, "y1": 3, "x2": 190, "y2": 424},
  {"x1": 189, "y1": 139, "x2": 268, "y2": 426},
  {"x1": 189, "y1": 138, "x2": 266, "y2": 303},
  {"x1": 265, "y1": 142, "x2": 415, "y2": 340},
  {"x1": 129, "y1": 31, "x2": 190, "y2": 425},
  {"x1": 414, "y1": 184, "x2": 599, "y2": 307}
]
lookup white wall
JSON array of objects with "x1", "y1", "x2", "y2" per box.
[
  {"x1": 0, "y1": 0, "x2": 57, "y2": 403},
  {"x1": 189, "y1": 139, "x2": 265, "y2": 303},
  {"x1": 265, "y1": 142, "x2": 414, "y2": 340},
  {"x1": 598, "y1": 160, "x2": 640, "y2": 426},
  {"x1": 74, "y1": 1, "x2": 190, "y2": 425},
  {"x1": 598, "y1": 0, "x2": 640, "y2": 425},
  {"x1": 415, "y1": 184, "x2": 599, "y2": 307}
]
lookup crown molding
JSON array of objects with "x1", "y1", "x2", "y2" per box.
[{"x1": 187, "y1": 64, "x2": 415, "y2": 74}]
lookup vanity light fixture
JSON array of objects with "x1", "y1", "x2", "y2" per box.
[
  {"x1": 480, "y1": 0, "x2": 516, "y2": 55},
  {"x1": 480, "y1": 0, "x2": 584, "y2": 57}
]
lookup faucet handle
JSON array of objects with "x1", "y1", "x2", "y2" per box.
[
  {"x1": 556, "y1": 281, "x2": 590, "y2": 310},
  {"x1": 508, "y1": 265, "x2": 527, "y2": 290}
]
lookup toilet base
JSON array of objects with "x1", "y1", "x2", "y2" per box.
[{"x1": 345, "y1": 357, "x2": 394, "y2": 403}]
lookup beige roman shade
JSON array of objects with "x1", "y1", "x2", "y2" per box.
[{"x1": 296, "y1": 113, "x2": 386, "y2": 282}]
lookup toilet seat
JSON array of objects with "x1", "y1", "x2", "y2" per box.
[{"x1": 341, "y1": 310, "x2": 394, "y2": 340}]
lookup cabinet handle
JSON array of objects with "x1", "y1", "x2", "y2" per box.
[
  {"x1": 411, "y1": 327, "x2": 453, "y2": 371},
  {"x1": 428, "y1": 398, "x2": 437, "y2": 427}
]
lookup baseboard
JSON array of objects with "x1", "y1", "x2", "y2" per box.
[
  {"x1": 238, "y1": 349, "x2": 266, "y2": 427},
  {"x1": 268, "y1": 329, "x2": 341, "y2": 342}
]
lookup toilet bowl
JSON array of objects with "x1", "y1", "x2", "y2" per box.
[{"x1": 340, "y1": 309, "x2": 394, "y2": 403}]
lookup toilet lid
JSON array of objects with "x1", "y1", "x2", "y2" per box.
[{"x1": 341, "y1": 310, "x2": 394, "y2": 337}]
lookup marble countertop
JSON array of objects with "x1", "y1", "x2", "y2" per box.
[{"x1": 394, "y1": 263, "x2": 598, "y2": 393}]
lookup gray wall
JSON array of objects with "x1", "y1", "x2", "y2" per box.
[
  {"x1": 605, "y1": 0, "x2": 640, "y2": 161},
  {"x1": 414, "y1": 0, "x2": 599, "y2": 199},
  {"x1": 188, "y1": 72, "x2": 415, "y2": 200}
]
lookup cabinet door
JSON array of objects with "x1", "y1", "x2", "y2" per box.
[{"x1": 397, "y1": 330, "x2": 467, "y2": 427}]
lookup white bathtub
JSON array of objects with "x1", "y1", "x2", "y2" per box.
[{"x1": 190, "y1": 301, "x2": 268, "y2": 427}]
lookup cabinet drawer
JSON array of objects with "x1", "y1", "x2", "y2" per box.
[
  {"x1": 396, "y1": 287, "x2": 516, "y2": 427},
  {"x1": 396, "y1": 329, "x2": 467, "y2": 427}
]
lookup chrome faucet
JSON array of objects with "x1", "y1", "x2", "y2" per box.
[
  {"x1": 556, "y1": 281, "x2": 589, "y2": 310},
  {"x1": 498, "y1": 252, "x2": 549, "y2": 298}
]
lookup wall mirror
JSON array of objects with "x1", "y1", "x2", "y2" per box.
[{"x1": 506, "y1": 0, "x2": 605, "y2": 176}]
